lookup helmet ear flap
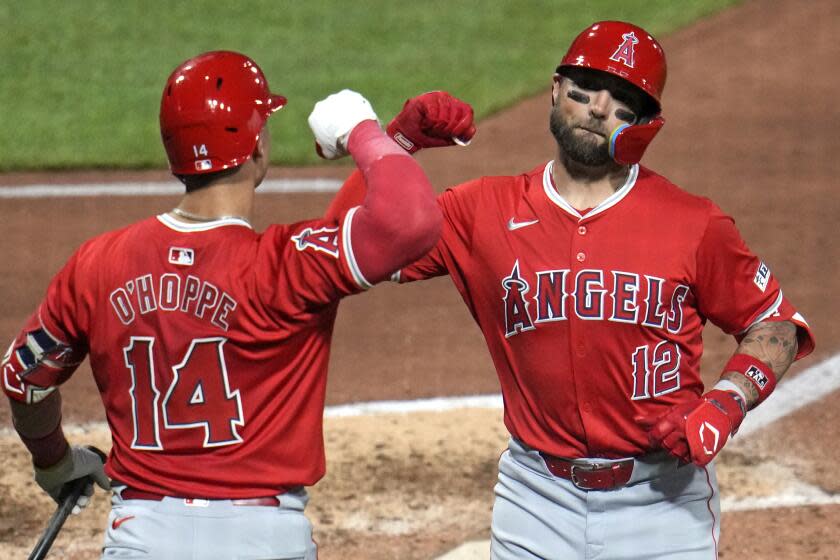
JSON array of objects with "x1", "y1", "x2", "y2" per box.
[{"x1": 608, "y1": 116, "x2": 665, "y2": 165}]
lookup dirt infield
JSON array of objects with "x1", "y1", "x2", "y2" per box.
[{"x1": 2, "y1": 0, "x2": 839, "y2": 558}]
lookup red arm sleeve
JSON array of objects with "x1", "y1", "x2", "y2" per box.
[
  {"x1": 341, "y1": 120, "x2": 442, "y2": 285},
  {"x1": 325, "y1": 169, "x2": 367, "y2": 222},
  {"x1": 323, "y1": 152, "x2": 486, "y2": 285}
]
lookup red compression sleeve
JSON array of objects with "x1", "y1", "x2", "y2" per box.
[
  {"x1": 325, "y1": 169, "x2": 367, "y2": 221},
  {"x1": 346, "y1": 120, "x2": 442, "y2": 284}
]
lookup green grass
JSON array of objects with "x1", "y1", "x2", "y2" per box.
[{"x1": 0, "y1": 0, "x2": 741, "y2": 170}]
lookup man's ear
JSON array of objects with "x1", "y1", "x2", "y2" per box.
[
  {"x1": 253, "y1": 134, "x2": 267, "y2": 163},
  {"x1": 551, "y1": 74, "x2": 563, "y2": 107}
]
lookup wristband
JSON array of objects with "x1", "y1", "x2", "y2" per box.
[
  {"x1": 723, "y1": 354, "x2": 777, "y2": 408},
  {"x1": 712, "y1": 379, "x2": 748, "y2": 411}
]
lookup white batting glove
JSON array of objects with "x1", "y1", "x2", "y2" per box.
[
  {"x1": 34, "y1": 445, "x2": 110, "y2": 514},
  {"x1": 308, "y1": 89, "x2": 379, "y2": 159}
]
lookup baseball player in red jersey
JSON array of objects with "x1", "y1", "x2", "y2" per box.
[
  {"x1": 327, "y1": 21, "x2": 816, "y2": 559},
  {"x1": 0, "y1": 50, "x2": 458, "y2": 559}
]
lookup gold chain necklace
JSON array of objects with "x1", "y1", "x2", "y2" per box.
[{"x1": 171, "y1": 207, "x2": 249, "y2": 223}]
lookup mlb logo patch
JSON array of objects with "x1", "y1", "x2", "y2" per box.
[
  {"x1": 169, "y1": 247, "x2": 194, "y2": 266},
  {"x1": 753, "y1": 261, "x2": 770, "y2": 292},
  {"x1": 745, "y1": 365, "x2": 769, "y2": 389},
  {"x1": 194, "y1": 159, "x2": 212, "y2": 171}
]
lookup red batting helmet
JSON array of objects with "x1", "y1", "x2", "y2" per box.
[
  {"x1": 160, "y1": 51, "x2": 286, "y2": 175},
  {"x1": 557, "y1": 21, "x2": 666, "y2": 112}
]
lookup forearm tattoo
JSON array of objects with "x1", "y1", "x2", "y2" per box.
[
  {"x1": 720, "y1": 321, "x2": 798, "y2": 406},
  {"x1": 738, "y1": 321, "x2": 798, "y2": 375}
]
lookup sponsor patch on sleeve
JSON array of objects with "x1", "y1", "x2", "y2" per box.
[
  {"x1": 753, "y1": 261, "x2": 770, "y2": 292},
  {"x1": 745, "y1": 365, "x2": 769, "y2": 389}
]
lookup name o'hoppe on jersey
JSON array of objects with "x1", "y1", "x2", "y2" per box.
[{"x1": 108, "y1": 272, "x2": 238, "y2": 331}]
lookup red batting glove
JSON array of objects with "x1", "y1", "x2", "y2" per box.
[
  {"x1": 386, "y1": 91, "x2": 476, "y2": 153},
  {"x1": 635, "y1": 389, "x2": 746, "y2": 467}
]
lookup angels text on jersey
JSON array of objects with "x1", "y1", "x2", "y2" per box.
[{"x1": 502, "y1": 260, "x2": 688, "y2": 337}]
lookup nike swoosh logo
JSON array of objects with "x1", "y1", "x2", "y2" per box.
[
  {"x1": 507, "y1": 218, "x2": 540, "y2": 231},
  {"x1": 112, "y1": 515, "x2": 135, "y2": 530}
]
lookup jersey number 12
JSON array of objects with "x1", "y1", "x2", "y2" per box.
[{"x1": 630, "y1": 341, "x2": 682, "y2": 399}]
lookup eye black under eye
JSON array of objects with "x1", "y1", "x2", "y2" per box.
[
  {"x1": 567, "y1": 90, "x2": 589, "y2": 104},
  {"x1": 615, "y1": 109, "x2": 637, "y2": 123}
]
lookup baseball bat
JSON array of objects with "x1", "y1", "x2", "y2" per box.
[{"x1": 27, "y1": 446, "x2": 107, "y2": 560}]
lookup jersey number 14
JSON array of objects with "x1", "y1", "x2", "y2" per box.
[{"x1": 123, "y1": 336, "x2": 244, "y2": 450}]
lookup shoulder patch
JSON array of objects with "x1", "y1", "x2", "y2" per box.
[
  {"x1": 754, "y1": 261, "x2": 770, "y2": 292},
  {"x1": 291, "y1": 226, "x2": 340, "y2": 258}
]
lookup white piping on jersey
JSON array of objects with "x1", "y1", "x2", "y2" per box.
[
  {"x1": 342, "y1": 206, "x2": 373, "y2": 290},
  {"x1": 737, "y1": 290, "x2": 786, "y2": 335},
  {"x1": 156, "y1": 213, "x2": 252, "y2": 232},
  {"x1": 541, "y1": 160, "x2": 639, "y2": 220}
]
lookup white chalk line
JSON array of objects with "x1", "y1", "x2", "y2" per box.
[
  {"x1": 324, "y1": 394, "x2": 503, "y2": 417},
  {"x1": 0, "y1": 394, "x2": 505, "y2": 438},
  {"x1": 721, "y1": 480, "x2": 840, "y2": 512},
  {"x1": 0, "y1": 178, "x2": 342, "y2": 198}
]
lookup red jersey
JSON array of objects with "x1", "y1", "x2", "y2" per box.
[
  {"x1": 399, "y1": 162, "x2": 815, "y2": 458},
  {"x1": 3, "y1": 210, "x2": 372, "y2": 498}
]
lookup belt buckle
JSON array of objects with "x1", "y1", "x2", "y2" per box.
[{"x1": 569, "y1": 462, "x2": 604, "y2": 490}]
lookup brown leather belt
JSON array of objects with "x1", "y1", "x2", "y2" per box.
[
  {"x1": 121, "y1": 487, "x2": 280, "y2": 507},
  {"x1": 539, "y1": 453, "x2": 635, "y2": 490}
]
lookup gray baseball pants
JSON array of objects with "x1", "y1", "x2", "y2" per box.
[
  {"x1": 491, "y1": 438, "x2": 720, "y2": 560},
  {"x1": 102, "y1": 486, "x2": 317, "y2": 559}
]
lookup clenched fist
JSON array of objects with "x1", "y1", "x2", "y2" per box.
[
  {"x1": 387, "y1": 91, "x2": 476, "y2": 153},
  {"x1": 636, "y1": 389, "x2": 746, "y2": 467},
  {"x1": 308, "y1": 89, "x2": 379, "y2": 159}
]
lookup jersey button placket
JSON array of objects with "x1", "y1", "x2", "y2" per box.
[
  {"x1": 570, "y1": 218, "x2": 591, "y2": 424},
  {"x1": 573, "y1": 218, "x2": 590, "y2": 264}
]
